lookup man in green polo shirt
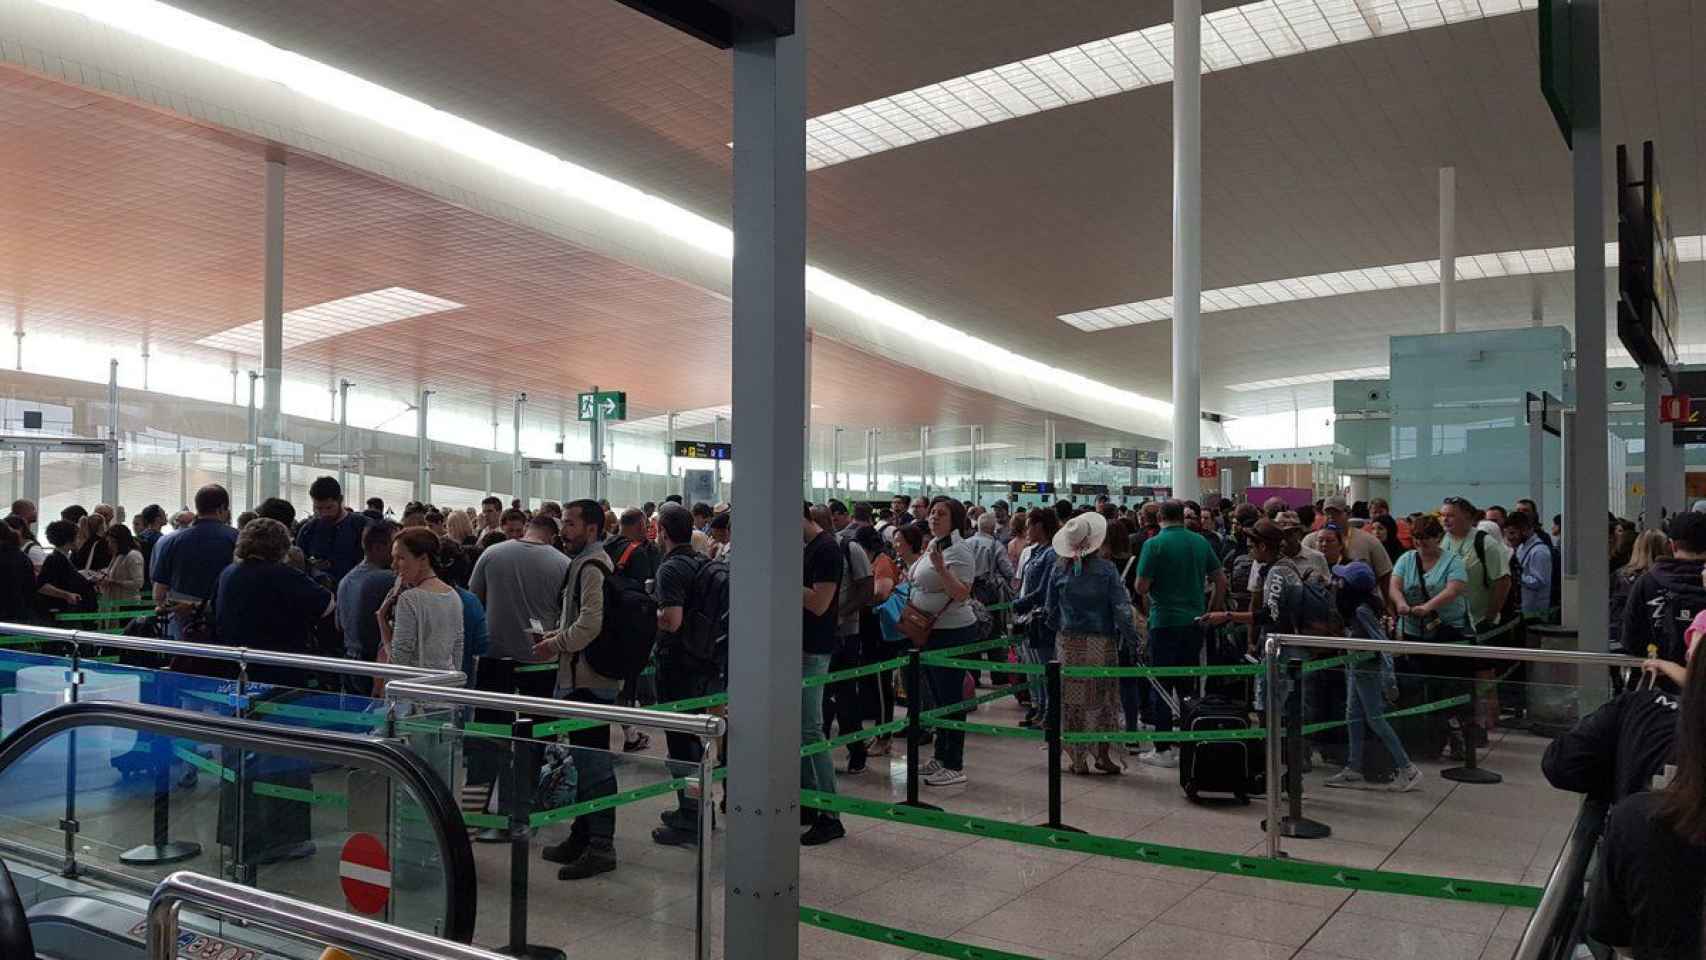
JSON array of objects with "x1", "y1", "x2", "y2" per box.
[{"x1": 1135, "y1": 499, "x2": 1229, "y2": 767}]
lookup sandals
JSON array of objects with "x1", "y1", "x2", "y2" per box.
[{"x1": 1093, "y1": 753, "x2": 1125, "y2": 775}]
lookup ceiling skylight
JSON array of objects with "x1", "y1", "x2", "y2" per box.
[
  {"x1": 803, "y1": 0, "x2": 1535, "y2": 170},
  {"x1": 1062, "y1": 237, "x2": 1706, "y2": 331},
  {"x1": 196, "y1": 287, "x2": 463, "y2": 355},
  {"x1": 1225, "y1": 366, "x2": 1391, "y2": 392}
]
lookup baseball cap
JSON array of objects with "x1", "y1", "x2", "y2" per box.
[
  {"x1": 1323, "y1": 496, "x2": 1348, "y2": 512},
  {"x1": 1331, "y1": 561, "x2": 1375, "y2": 593}
]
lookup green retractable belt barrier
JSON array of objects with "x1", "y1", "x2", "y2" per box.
[
  {"x1": 799, "y1": 907, "x2": 1039, "y2": 960},
  {"x1": 799, "y1": 790, "x2": 1541, "y2": 908}
]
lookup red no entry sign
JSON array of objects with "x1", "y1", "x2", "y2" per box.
[{"x1": 339, "y1": 833, "x2": 391, "y2": 915}]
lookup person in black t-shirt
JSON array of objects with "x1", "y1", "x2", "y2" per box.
[
  {"x1": 1588, "y1": 640, "x2": 1706, "y2": 958},
  {"x1": 0, "y1": 520, "x2": 38, "y2": 623},
  {"x1": 801, "y1": 502, "x2": 844, "y2": 846},
  {"x1": 647, "y1": 503, "x2": 718, "y2": 848},
  {"x1": 35, "y1": 520, "x2": 95, "y2": 620}
]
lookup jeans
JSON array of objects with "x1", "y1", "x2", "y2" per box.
[
  {"x1": 1023, "y1": 619, "x2": 1056, "y2": 719},
  {"x1": 801, "y1": 654, "x2": 838, "y2": 818},
  {"x1": 561, "y1": 686, "x2": 618, "y2": 847},
  {"x1": 1148, "y1": 625, "x2": 1203, "y2": 752},
  {"x1": 1346, "y1": 667, "x2": 1410, "y2": 771},
  {"x1": 655, "y1": 655, "x2": 715, "y2": 816},
  {"x1": 924, "y1": 624, "x2": 981, "y2": 771}
]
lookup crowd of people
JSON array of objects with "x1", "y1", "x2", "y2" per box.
[{"x1": 11, "y1": 478, "x2": 1706, "y2": 952}]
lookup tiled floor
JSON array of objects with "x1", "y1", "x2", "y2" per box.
[
  {"x1": 0, "y1": 692, "x2": 1574, "y2": 960},
  {"x1": 496, "y1": 694, "x2": 1574, "y2": 959}
]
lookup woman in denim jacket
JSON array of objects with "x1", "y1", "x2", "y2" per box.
[{"x1": 1047, "y1": 510, "x2": 1138, "y2": 774}]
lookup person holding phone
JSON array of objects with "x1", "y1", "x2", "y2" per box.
[{"x1": 909, "y1": 497, "x2": 978, "y2": 787}]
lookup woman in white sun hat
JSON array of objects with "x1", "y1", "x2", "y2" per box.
[{"x1": 1046, "y1": 508, "x2": 1138, "y2": 775}]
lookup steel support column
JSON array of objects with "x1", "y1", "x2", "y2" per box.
[
  {"x1": 415, "y1": 390, "x2": 432, "y2": 503},
  {"x1": 726, "y1": 5, "x2": 806, "y2": 953},
  {"x1": 338, "y1": 379, "x2": 352, "y2": 493},
  {"x1": 1643, "y1": 369, "x2": 1670, "y2": 529},
  {"x1": 1440, "y1": 165, "x2": 1457, "y2": 334},
  {"x1": 512, "y1": 392, "x2": 527, "y2": 506},
  {"x1": 245, "y1": 372, "x2": 259, "y2": 511},
  {"x1": 260, "y1": 153, "x2": 285, "y2": 500},
  {"x1": 103, "y1": 358, "x2": 119, "y2": 506},
  {"x1": 1568, "y1": 0, "x2": 1609, "y2": 659}
]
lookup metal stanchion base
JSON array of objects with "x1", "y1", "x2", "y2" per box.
[
  {"x1": 1440, "y1": 766, "x2": 1503, "y2": 784},
  {"x1": 1035, "y1": 820, "x2": 1084, "y2": 834},
  {"x1": 498, "y1": 945, "x2": 567, "y2": 960},
  {"x1": 119, "y1": 840, "x2": 202, "y2": 865},
  {"x1": 1262, "y1": 817, "x2": 1331, "y2": 840}
]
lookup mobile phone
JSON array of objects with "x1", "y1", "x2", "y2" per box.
[{"x1": 528, "y1": 617, "x2": 544, "y2": 634}]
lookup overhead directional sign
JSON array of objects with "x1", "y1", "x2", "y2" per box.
[
  {"x1": 1053, "y1": 442, "x2": 1087, "y2": 460},
  {"x1": 1008, "y1": 481, "x2": 1055, "y2": 495},
  {"x1": 1070, "y1": 483, "x2": 1109, "y2": 497},
  {"x1": 674, "y1": 440, "x2": 731, "y2": 461},
  {"x1": 577, "y1": 391, "x2": 627, "y2": 422}
]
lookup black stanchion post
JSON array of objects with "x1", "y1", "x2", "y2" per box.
[
  {"x1": 499, "y1": 717, "x2": 563, "y2": 960},
  {"x1": 120, "y1": 732, "x2": 202, "y2": 865},
  {"x1": 1037, "y1": 660, "x2": 1083, "y2": 834},
  {"x1": 1442, "y1": 675, "x2": 1502, "y2": 784},
  {"x1": 899, "y1": 649, "x2": 939, "y2": 811},
  {"x1": 1264, "y1": 656, "x2": 1330, "y2": 840}
]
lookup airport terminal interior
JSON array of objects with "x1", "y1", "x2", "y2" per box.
[{"x1": 0, "y1": 0, "x2": 1702, "y2": 958}]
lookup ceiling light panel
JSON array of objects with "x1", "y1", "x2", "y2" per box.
[
  {"x1": 1059, "y1": 239, "x2": 1706, "y2": 331},
  {"x1": 196, "y1": 286, "x2": 463, "y2": 355},
  {"x1": 1225, "y1": 366, "x2": 1391, "y2": 392},
  {"x1": 802, "y1": 0, "x2": 1535, "y2": 170}
]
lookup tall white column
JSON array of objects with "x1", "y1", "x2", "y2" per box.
[
  {"x1": 337, "y1": 379, "x2": 352, "y2": 493},
  {"x1": 511, "y1": 391, "x2": 527, "y2": 505},
  {"x1": 103, "y1": 358, "x2": 119, "y2": 506},
  {"x1": 260, "y1": 153, "x2": 285, "y2": 499},
  {"x1": 1170, "y1": 0, "x2": 1202, "y2": 498},
  {"x1": 1440, "y1": 164, "x2": 1457, "y2": 334}
]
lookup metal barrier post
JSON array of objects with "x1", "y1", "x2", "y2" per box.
[
  {"x1": 502, "y1": 717, "x2": 561, "y2": 960},
  {"x1": 1263, "y1": 640, "x2": 1282, "y2": 859},
  {"x1": 1037, "y1": 660, "x2": 1082, "y2": 833},
  {"x1": 1264, "y1": 654, "x2": 1329, "y2": 841},
  {"x1": 1443, "y1": 676, "x2": 1503, "y2": 784},
  {"x1": 899, "y1": 649, "x2": 938, "y2": 811},
  {"x1": 120, "y1": 729, "x2": 203, "y2": 866},
  {"x1": 61, "y1": 641, "x2": 81, "y2": 877},
  {"x1": 695, "y1": 735, "x2": 716, "y2": 960}
]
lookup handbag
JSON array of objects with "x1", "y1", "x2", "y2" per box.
[{"x1": 898, "y1": 599, "x2": 941, "y2": 649}]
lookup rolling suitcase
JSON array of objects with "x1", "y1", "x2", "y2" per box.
[{"x1": 1177, "y1": 694, "x2": 1259, "y2": 804}]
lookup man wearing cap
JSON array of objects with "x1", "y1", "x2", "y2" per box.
[
  {"x1": 1134, "y1": 499, "x2": 1229, "y2": 768},
  {"x1": 1304, "y1": 496, "x2": 1393, "y2": 596}
]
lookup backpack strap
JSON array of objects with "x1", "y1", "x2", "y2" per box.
[{"x1": 617, "y1": 541, "x2": 639, "y2": 572}]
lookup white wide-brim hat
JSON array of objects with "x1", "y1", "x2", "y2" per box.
[{"x1": 1052, "y1": 511, "x2": 1108, "y2": 560}]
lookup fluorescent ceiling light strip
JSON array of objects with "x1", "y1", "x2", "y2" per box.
[
  {"x1": 196, "y1": 286, "x2": 463, "y2": 354},
  {"x1": 801, "y1": 0, "x2": 1534, "y2": 170},
  {"x1": 1061, "y1": 237, "x2": 1706, "y2": 331},
  {"x1": 1224, "y1": 366, "x2": 1390, "y2": 392},
  {"x1": 45, "y1": 0, "x2": 1172, "y2": 422}
]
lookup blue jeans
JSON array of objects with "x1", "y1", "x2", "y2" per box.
[
  {"x1": 561, "y1": 686, "x2": 618, "y2": 846},
  {"x1": 1024, "y1": 619, "x2": 1056, "y2": 719},
  {"x1": 801, "y1": 654, "x2": 838, "y2": 818},
  {"x1": 925, "y1": 624, "x2": 981, "y2": 771},
  {"x1": 1346, "y1": 667, "x2": 1411, "y2": 771}
]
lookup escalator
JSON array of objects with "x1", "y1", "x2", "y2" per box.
[{"x1": 0, "y1": 702, "x2": 476, "y2": 960}]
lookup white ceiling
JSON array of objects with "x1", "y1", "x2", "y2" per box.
[{"x1": 10, "y1": 0, "x2": 1706, "y2": 430}]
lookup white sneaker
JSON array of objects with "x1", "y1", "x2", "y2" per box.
[
  {"x1": 1323, "y1": 768, "x2": 1365, "y2": 789},
  {"x1": 919, "y1": 759, "x2": 943, "y2": 776},
  {"x1": 1388, "y1": 765, "x2": 1424, "y2": 793},
  {"x1": 1140, "y1": 750, "x2": 1179, "y2": 769},
  {"x1": 924, "y1": 767, "x2": 967, "y2": 787}
]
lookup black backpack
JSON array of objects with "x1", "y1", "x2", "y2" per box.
[
  {"x1": 1645, "y1": 581, "x2": 1706, "y2": 664},
  {"x1": 571, "y1": 557, "x2": 658, "y2": 681},
  {"x1": 1472, "y1": 530, "x2": 1521, "y2": 625},
  {"x1": 682, "y1": 556, "x2": 731, "y2": 668}
]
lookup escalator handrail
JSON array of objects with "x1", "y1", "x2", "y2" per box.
[
  {"x1": 1515, "y1": 796, "x2": 1608, "y2": 960},
  {"x1": 0, "y1": 701, "x2": 476, "y2": 942},
  {"x1": 0, "y1": 619, "x2": 466, "y2": 685},
  {"x1": 149, "y1": 871, "x2": 509, "y2": 960}
]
